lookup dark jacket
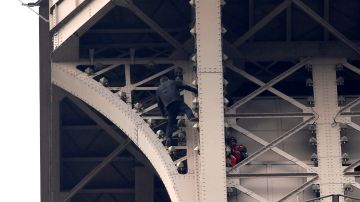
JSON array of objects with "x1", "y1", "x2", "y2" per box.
[{"x1": 156, "y1": 80, "x2": 197, "y2": 115}]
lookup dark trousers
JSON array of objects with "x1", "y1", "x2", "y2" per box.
[{"x1": 165, "y1": 101, "x2": 195, "y2": 138}]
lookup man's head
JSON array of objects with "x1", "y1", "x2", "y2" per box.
[{"x1": 160, "y1": 76, "x2": 169, "y2": 84}]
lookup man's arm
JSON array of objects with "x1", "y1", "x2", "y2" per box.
[
  {"x1": 182, "y1": 85, "x2": 198, "y2": 94},
  {"x1": 177, "y1": 81, "x2": 198, "y2": 94}
]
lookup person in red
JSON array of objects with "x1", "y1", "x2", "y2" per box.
[{"x1": 226, "y1": 137, "x2": 248, "y2": 167}]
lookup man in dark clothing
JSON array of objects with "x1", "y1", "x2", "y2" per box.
[{"x1": 156, "y1": 76, "x2": 198, "y2": 146}]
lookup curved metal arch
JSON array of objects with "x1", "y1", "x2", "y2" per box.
[{"x1": 51, "y1": 63, "x2": 184, "y2": 202}]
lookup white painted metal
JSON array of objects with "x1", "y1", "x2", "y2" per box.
[
  {"x1": 182, "y1": 64, "x2": 198, "y2": 175},
  {"x1": 52, "y1": 0, "x2": 114, "y2": 50},
  {"x1": 311, "y1": 59, "x2": 344, "y2": 200},
  {"x1": 50, "y1": 0, "x2": 86, "y2": 29},
  {"x1": 51, "y1": 63, "x2": 187, "y2": 202},
  {"x1": 195, "y1": 0, "x2": 227, "y2": 201}
]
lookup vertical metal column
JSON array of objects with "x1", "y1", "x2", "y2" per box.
[
  {"x1": 51, "y1": 88, "x2": 66, "y2": 202},
  {"x1": 124, "y1": 64, "x2": 132, "y2": 104},
  {"x1": 195, "y1": 1, "x2": 227, "y2": 201},
  {"x1": 182, "y1": 63, "x2": 197, "y2": 174},
  {"x1": 312, "y1": 59, "x2": 343, "y2": 200},
  {"x1": 40, "y1": 1, "x2": 51, "y2": 201}
]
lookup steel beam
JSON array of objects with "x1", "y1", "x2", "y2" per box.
[
  {"x1": 343, "y1": 62, "x2": 360, "y2": 76},
  {"x1": 229, "y1": 117, "x2": 314, "y2": 172},
  {"x1": 63, "y1": 139, "x2": 131, "y2": 202},
  {"x1": 344, "y1": 159, "x2": 360, "y2": 172},
  {"x1": 227, "y1": 173, "x2": 317, "y2": 178},
  {"x1": 117, "y1": 0, "x2": 187, "y2": 54},
  {"x1": 226, "y1": 112, "x2": 313, "y2": 118},
  {"x1": 65, "y1": 93, "x2": 156, "y2": 174},
  {"x1": 90, "y1": 63, "x2": 122, "y2": 78},
  {"x1": 50, "y1": 0, "x2": 89, "y2": 32},
  {"x1": 230, "y1": 124, "x2": 311, "y2": 170},
  {"x1": 76, "y1": 58, "x2": 187, "y2": 65},
  {"x1": 52, "y1": 0, "x2": 114, "y2": 50},
  {"x1": 233, "y1": 184, "x2": 268, "y2": 202},
  {"x1": 50, "y1": 88, "x2": 66, "y2": 202},
  {"x1": 278, "y1": 176, "x2": 318, "y2": 202},
  {"x1": 83, "y1": 42, "x2": 171, "y2": 49},
  {"x1": 195, "y1": 0, "x2": 227, "y2": 201},
  {"x1": 341, "y1": 111, "x2": 360, "y2": 117},
  {"x1": 236, "y1": 41, "x2": 360, "y2": 60},
  {"x1": 292, "y1": 0, "x2": 360, "y2": 56},
  {"x1": 312, "y1": 59, "x2": 343, "y2": 196},
  {"x1": 87, "y1": 28, "x2": 185, "y2": 34},
  {"x1": 226, "y1": 62, "x2": 310, "y2": 111},
  {"x1": 39, "y1": 1, "x2": 51, "y2": 201},
  {"x1": 132, "y1": 65, "x2": 177, "y2": 87},
  {"x1": 63, "y1": 157, "x2": 134, "y2": 162},
  {"x1": 228, "y1": 58, "x2": 310, "y2": 111},
  {"x1": 249, "y1": 61, "x2": 276, "y2": 76},
  {"x1": 348, "y1": 122, "x2": 360, "y2": 133},
  {"x1": 143, "y1": 112, "x2": 313, "y2": 119},
  {"x1": 233, "y1": 0, "x2": 292, "y2": 47}
]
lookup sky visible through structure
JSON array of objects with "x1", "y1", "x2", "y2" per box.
[{"x1": 0, "y1": 1, "x2": 40, "y2": 201}]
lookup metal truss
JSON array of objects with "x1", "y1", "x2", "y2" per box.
[
  {"x1": 225, "y1": 60, "x2": 360, "y2": 201},
  {"x1": 63, "y1": 138, "x2": 131, "y2": 202},
  {"x1": 49, "y1": 0, "x2": 360, "y2": 201},
  {"x1": 229, "y1": 116, "x2": 314, "y2": 172},
  {"x1": 221, "y1": 0, "x2": 360, "y2": 198},
  {"x1": 334, "y1": 62, "x2": 360, "y2": 198},
  {"x1": 224, "y1": 57, "x2": 318, "y2": 201},
  {"x1": 229, "y1": 124, "x2": 311, "y2": 171},
  {"x1": 50, "y1": 0, "x2": 193, "y2": 59},
  {"x1": 224, "y1": 0, "x2": 360, "y2": 59},
  {"x1": 225, "y1": 62, "x2": 311, "y2": 112},
  {"x1": 52, "y1": 63, "x2": 192, "y2": 202}
]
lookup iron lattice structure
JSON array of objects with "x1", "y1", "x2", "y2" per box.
[{"x1": 40, "y1": 0, "x2": 360, "y2": 201}]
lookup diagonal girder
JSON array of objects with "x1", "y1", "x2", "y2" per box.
[
  {"x1": 233, "y1": 0, "x2": 292, "y2": 47},
  {"x1": 233, "y1": 184, "x2": 268, "y2": 202},
  {"x1": 63, "y1": 139, "x2": 131, "y2": 202},
  {"x1": 230, "y1": 124, "x2": 310, "y2": 170},
  {"x1": 52, "y1": 0, "x2": 114, "y2": 51},
  {"x1": 229, "y1": 116, "x2": 314, "y2": 173},
  {"x1": 66, "y1": 93, "x2": 156, "y2": 174},
  {"x1": 226, "y1": 62, "x2": 310, "y2": 112},
  {"x1": 344, "y1": 159, "x2": 360, "y2": 173},
  {"x1": 133, "y1": 65, "x2": 177, "y2": 87},
  {"x1": 228, "y1": 58, "x2": 311, "y2": 111},
  {"x1": 292, "y1": 0, "x2": 360, "y2": 56},
  {"x1": 343, "y1": 62, "x2": 360, "y2": 77},
  {"x1": 90, "y1": 63, "x2": 122, "y2": 78},
  {"x1": 116, "y1": 0, "x2": 188, "y2": 55},
  {"x1": 250, "y1": 61, "x2": 277, "y2": 77},
  {"x1": 278, "y1": 176, "x2": 318, "y2": 202}
]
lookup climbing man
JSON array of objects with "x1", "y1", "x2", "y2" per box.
[{"x1": 156, "y1": 76, "x2": 198, "y2": 146}]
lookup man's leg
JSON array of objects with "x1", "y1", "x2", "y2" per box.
[
  {"x1": 165, "y1": 103, "x2": 178, "y2": 146},
  {"x1": 179, "y1": 102, "x2": 195, "y2": 120}
]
